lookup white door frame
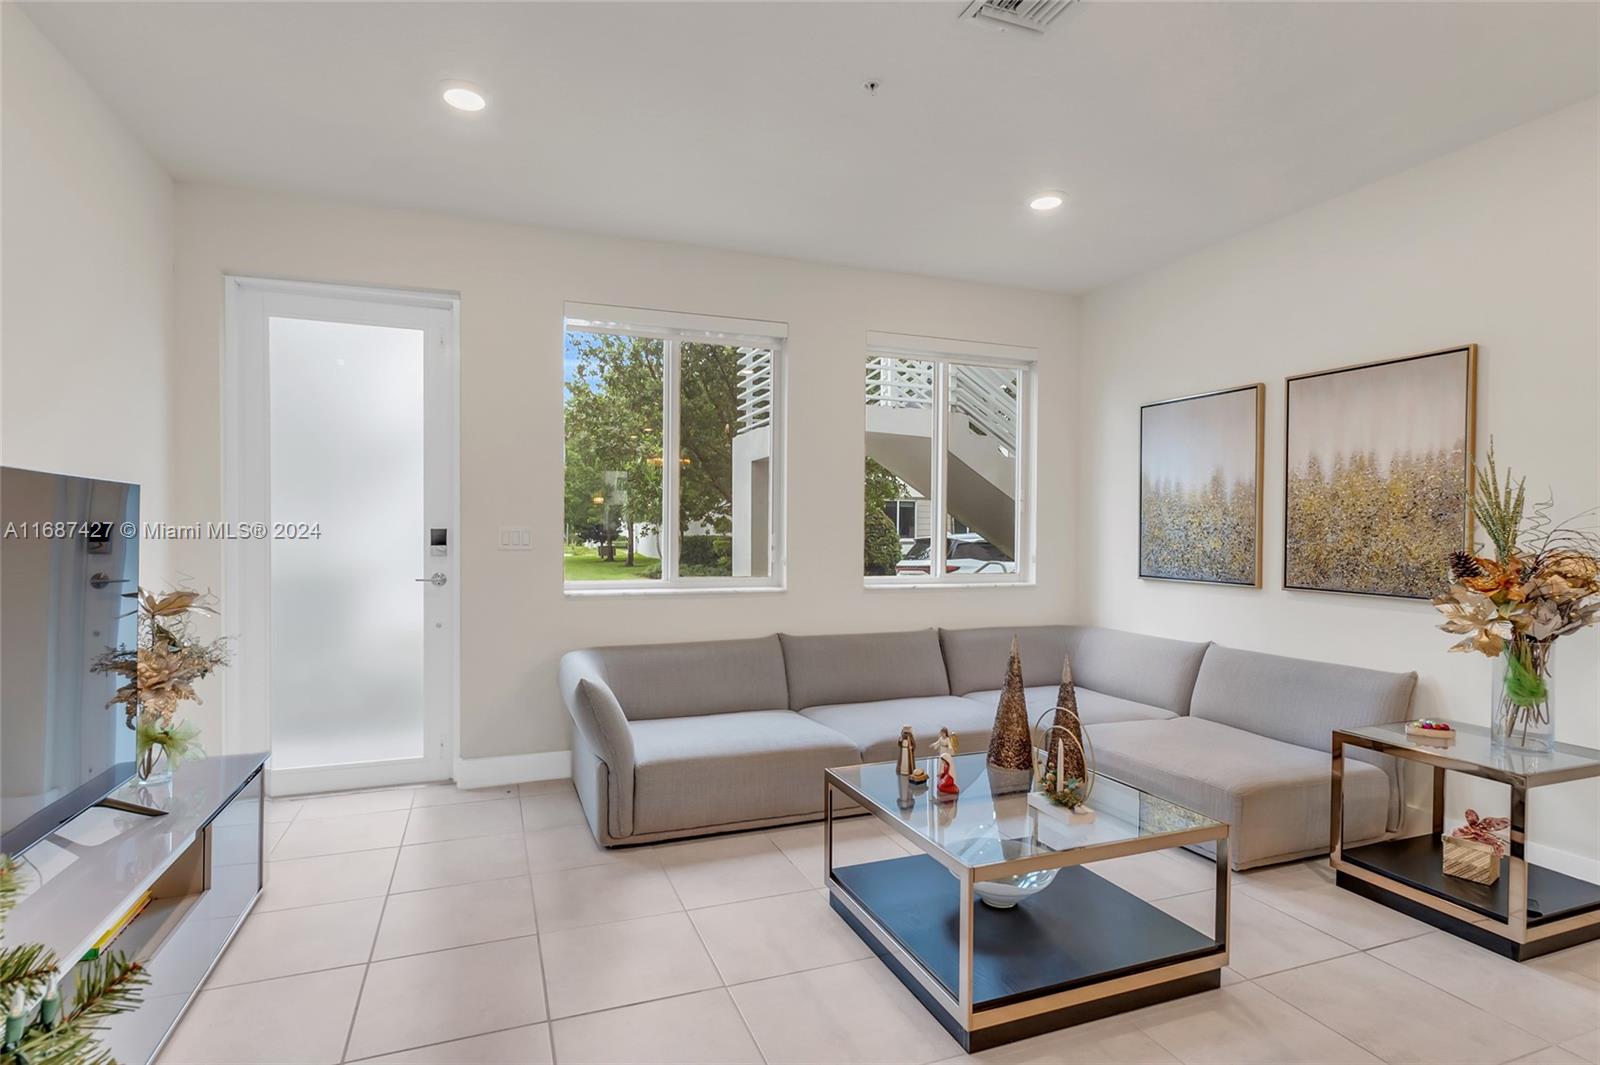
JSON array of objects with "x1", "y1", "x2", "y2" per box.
[{"x1": 222, "y1": 275, "x2": 461, "y2": 796}]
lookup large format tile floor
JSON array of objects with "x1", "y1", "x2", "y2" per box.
[{"x1": 159, "y1": 781, "x2": 1600, "y2": 1065}]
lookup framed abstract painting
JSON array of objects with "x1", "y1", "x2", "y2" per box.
[
  {"x1": 1284, "y1": 345, "x2": 1477, "y2": 599},
  {"x1": 1139, "y1": 383, "x2": 1264, "y2": 587}
]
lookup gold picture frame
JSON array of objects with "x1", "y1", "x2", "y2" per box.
[
  {"x1": 1138, "y1": 383, "x2": 1265, "y2": 588},
  {"x1": 1284, "y1": 345, "x2": 1478, "y2": 600}
]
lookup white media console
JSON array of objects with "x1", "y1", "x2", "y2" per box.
[{"x1": 8, "y1": 753, "x2": 269, "y2": 1064}]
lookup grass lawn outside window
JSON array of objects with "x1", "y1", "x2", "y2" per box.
[{"x1": 563, "y1": 544, "x2": 658, "y2": 581}]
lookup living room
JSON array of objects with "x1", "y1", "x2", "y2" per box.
[{"x1": 1, "y1": 2, "x2": 1597, "y2": 1063}]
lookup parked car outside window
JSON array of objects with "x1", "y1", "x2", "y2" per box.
[{"x1": 894, "y1": 533, "x2": 1016, "y2": 576}]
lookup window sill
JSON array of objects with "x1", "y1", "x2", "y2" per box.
[
  {"x1": 564, "y1": 583, "x2": 787, "y2": 599},
  {"x1": 863, "y1": 579, "x2": 1037, "y2": 591}
]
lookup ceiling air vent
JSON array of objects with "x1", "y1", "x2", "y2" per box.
[{"x1": 958, "y1": 0, "x2": 1076, "y2": 33}]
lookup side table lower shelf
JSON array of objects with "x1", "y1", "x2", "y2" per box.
[{"x1": 1338, "y1": 836, "x2": 1600, "y2": 961}]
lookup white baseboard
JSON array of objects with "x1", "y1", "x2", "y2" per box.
[
  {"x1": 1526, "y1": 841, "x2": 1600, "y2": 884},
  {"x1": 454, "y1": 749, "x2": 572, "y2": 789}
]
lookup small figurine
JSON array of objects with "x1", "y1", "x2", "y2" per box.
[
  {"x1": 932, "y1": 728, "x2": 960, "y2": 800},
  {"x1": 908, "y1": 766, "x2": 929, "y2": 785},
  {"x1": 896, "y1": 725, "x2": 917, "y2": 776}
]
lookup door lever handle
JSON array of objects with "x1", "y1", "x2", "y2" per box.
[{"x1": 414, "y1": 573, "x2": 447, "y2": 586}]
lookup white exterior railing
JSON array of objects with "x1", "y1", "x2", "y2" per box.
[
  {"x1": 865, "y1": 355, "x2": 935, "y2": 411},
  {"x1": 949, "y1": 363, "x2": 1019, "y2": 450},
  {"x1": 736, "y1": 346, "x2": 775, "y2": 433},
  {"x1": 736, "y1": 349, "x2": 1018, "y2": 450},
  {"x1": 862, "y1": 355, "x2": 1016, "y2": 447}
]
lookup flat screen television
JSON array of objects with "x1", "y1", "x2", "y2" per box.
[{"x1": 1, "y1": 466, "x2": 141, "y2": 855}]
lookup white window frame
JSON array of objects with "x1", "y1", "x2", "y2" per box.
[
  {"x1": 562, "y1": 302, "x2": 787, "y2": 594},
  {"x1": 864, "y1": 330, "x2": 1036, "y2": 588}
]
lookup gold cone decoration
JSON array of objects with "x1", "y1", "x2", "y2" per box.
[
  {"x1": 1048, "y1": 652, "x2": 1087, "y2": 785},
  {"x1": 986, "y1": 636, "x2": 1034, "y2": 772}
]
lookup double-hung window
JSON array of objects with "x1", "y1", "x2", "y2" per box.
[
  {"x1": 863, "y1": 331, "x2": 1033, "y2": 585},
  {"x1": 563, "y1": 303, "x2": 785, "y2": 591}
]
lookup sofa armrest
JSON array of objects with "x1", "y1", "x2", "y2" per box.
[{"x1": 559, "y1": 650, "x2": 636, "y2": 839}]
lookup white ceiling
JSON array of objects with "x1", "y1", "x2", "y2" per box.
[{"x1": 23, "y1": 1, "x2": 1599, "y2": 293}]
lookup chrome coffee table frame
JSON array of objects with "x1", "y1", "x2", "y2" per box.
[{"x1": 824, "y1": 754, "x2": 1230, "y2": 1051}]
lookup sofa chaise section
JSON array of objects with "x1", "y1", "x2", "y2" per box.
[
  {"x1": 560, "y1": 636, "x2": 857, "y2": 844},
  {"x1": 1091, "y1": 644, "x2": 1416, "y2": 869},
  {"x1": 941, "y1": 625, "x2": 1208, "y2": 725}
]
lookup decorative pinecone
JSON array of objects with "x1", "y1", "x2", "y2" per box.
[{"x1": 1449, "y1": 550, "x2": 1485, "y2": 581}]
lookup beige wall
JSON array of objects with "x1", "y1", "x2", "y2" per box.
[
  {"x1": 1078, "y1": 98, "x2": 1600, "y2": 863},
  {"x1": 169, "y1": 184, "x2": 1080, "y2": 761},
  {"x1": 0, "y1": 5, "x2": 175, "y2": 582}
]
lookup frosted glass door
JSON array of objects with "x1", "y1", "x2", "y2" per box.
[{"x1": 268, "y1": 316, "x2": 429, "y2": 771}]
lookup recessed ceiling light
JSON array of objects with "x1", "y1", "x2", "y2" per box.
[
  {"x1": 1029, "y1": 192, "x2": 1064, "y2": 211},
  {"x1": 441, "y1": 82, "x2": 487, "y2": 112}
]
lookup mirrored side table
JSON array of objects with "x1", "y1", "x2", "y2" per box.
[{"x1": 1331, "y1": 721, "x2": 1600, "y2": 961}]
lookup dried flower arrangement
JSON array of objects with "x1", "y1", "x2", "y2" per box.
[
  {"x1": 1432, "y1": 445, "x2": 1600, "y2": 750},
  {"x1": 92, "y1": 590, "x2": 227, "y2": 781}
]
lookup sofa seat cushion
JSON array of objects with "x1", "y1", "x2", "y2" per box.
[
  {"x1": 630, "y1": 711, "x2": 860, "y2": 835},
  {"x1": 1087, "y1": 717, "x2": 1389, "y2": 869},
  {"x1": 800, "y1": 696, "x2": 996, "y2": 763},
  {"x1": 961, "y1": 686, "x2": 1176, "y2": 727}
]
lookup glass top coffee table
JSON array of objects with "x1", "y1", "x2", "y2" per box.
[{"x1": 824, "y1": 752, "x2": 1230, "y2": 1052}]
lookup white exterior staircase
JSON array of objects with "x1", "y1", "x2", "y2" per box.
[{"x1": 732, "y1": 352, "x2": 1019, "y2": 565}]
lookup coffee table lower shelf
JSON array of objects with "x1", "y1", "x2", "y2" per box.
[{"x1": 829, "y1": 854, "x2": 1224, "y2": 1051}]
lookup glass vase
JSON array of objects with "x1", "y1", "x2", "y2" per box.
[
  {"x1": 1491, "y1": 649, "x2": 1554, "y2": 754},
  {"x1": 137, "y1": 743, "x2": 173, "y2": 786}
]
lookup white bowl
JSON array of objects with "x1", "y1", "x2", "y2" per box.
[{"x1": 958, "y1": 836, "x2": 1059, "y2": 909}]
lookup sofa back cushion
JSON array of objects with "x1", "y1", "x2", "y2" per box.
[
  {"x1": 940, "y1": 624, "x2": 1208, "y2": 714},
  {"x1": 780, "y1": 629, "x2": 950, "y2": 710},
  {"x1": 939, "y1": 626, "x2": 1074, "y2": 695},
  {"x1": 1063, "y1": 627, "x2": 1211, "y2": 715},
  {"x1": 589, "y1": 635, "x2": 791, "y2": 721},
  {"x1": 1190, "y1": 644, "x2": 1417, "y2": 751}
]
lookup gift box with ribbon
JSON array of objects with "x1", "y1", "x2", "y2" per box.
[{"x1": 1442, "y1": 808, "x2": 1509, "y2": 885}]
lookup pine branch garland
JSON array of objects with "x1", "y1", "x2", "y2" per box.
[
  {"x1": 63, "y1": 953, "x2": 145, "y2": 1028},
  {"x1": 0, "y1": 943, "x2": 58, "y2": 997},
  {"x1": 0, "y1": 856, "x2": 147, "y2": 1065}
]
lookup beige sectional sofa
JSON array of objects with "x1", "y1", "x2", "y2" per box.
[{"x1": 559, "y1": 625, "x2": 1417, "y2": 869}]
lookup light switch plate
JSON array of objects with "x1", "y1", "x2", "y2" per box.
[{"x1": 498, "y1": 527, "x2": 532, "y2": 550}]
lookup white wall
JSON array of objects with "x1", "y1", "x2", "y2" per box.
[
  {"x1": 1, "y1": 5, "x2": 175, "y2": 581},
  {"x1": 1078, "y1": 98, "x2": 1600, "y2": 863},
  {"x1": 169, "y1": 185, "x2": 1079, "y2": 765}
]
